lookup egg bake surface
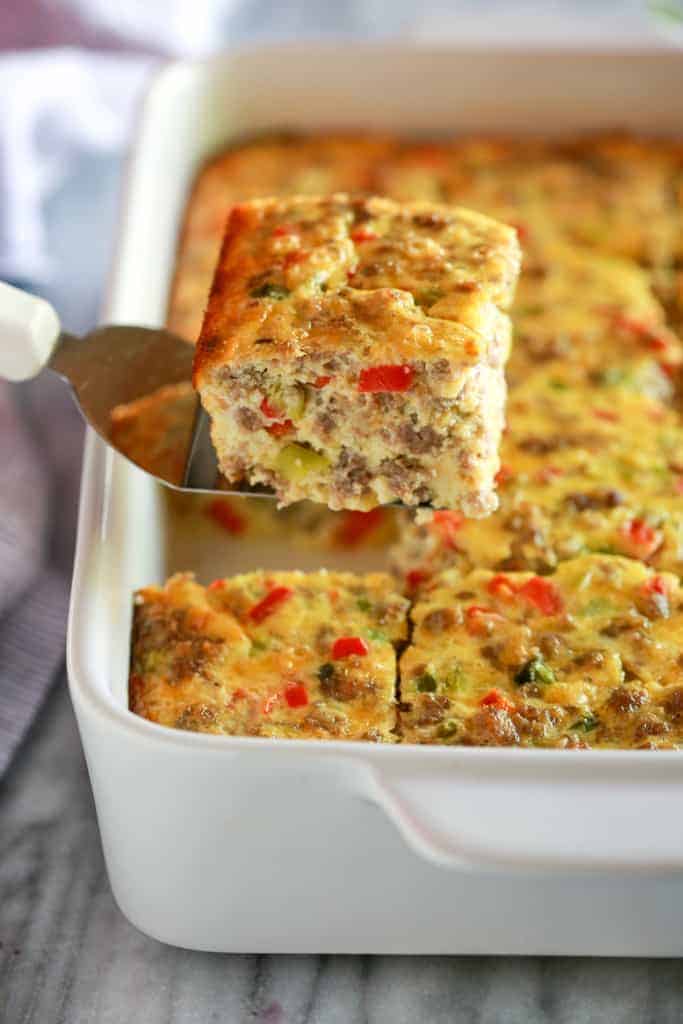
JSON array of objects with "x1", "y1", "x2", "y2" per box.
[{"x1": 123, "y1": 132, "x2": 683, "y2": 748}]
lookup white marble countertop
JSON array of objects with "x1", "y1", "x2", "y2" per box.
[{"x1": 2, "y1": 679, "x2": 683, "y2": 1023}]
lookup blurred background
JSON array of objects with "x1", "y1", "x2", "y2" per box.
[
  {"x1": 1, "y1": 0, "x2": 683, "y2": 784},
  {"x1": 3, "y1": 0, "x2": 683, "y2": 335}
]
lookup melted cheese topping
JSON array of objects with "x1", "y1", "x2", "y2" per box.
[
  {"x1": 124, "y1": 132, "x2": 683, "y2": 748},
  {"x1": 193, "y1": 194, "x2": 519, "y2": 375},
  {"x1": 401, "y1": 555, "x2": 683, "y2": 749},
  {"x1": 392, "y1": 382, "x2": 683, "y2": 582},
  {"x1": 169, "y1": 135, "x2": 683, "y2": 344},
  {"x1": 131, "y1": 571, "x2": 408, "y2": 741},
  {"x1": 509, "y1": 241, "x2": 681, "y2": 399}
]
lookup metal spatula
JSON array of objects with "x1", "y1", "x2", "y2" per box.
[{"x1": 0, "y1": 281, "x2": 251, "y2": 496}]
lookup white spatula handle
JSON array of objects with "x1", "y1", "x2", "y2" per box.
[{"x1": 0, "y1": 281, "x2": 62, "y2": 382}]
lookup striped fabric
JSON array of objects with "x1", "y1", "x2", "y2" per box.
[{"x1": 0, "y1": 374, "x2": 82, "y2": 776}]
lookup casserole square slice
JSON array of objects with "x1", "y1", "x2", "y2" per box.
[
  {"x1": 130, "y1": 570, "x2": 409, "y2": 741},
  {"x1": 109, "y1": 381, "x2": 197, "y2": 486},
  {"x1": 400, "y1": 554, "x2": 683, "y2": 750},
  {"x1": 389, "y1": 382, "x2": 683, "y2": 588},
  {"x1": 508, "y1": 240, "x2": 683, "y2": 400},
  {"x1": 192, "y1": 194, "x2": 521, "y2": 514}
]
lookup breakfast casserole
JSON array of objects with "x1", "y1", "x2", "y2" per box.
[
  {"x1": 109, "y1": 382, "x2": 197, "y2": 485},
  {"x1": 131, "y1": 570, "x2": 409, "y2": 740},
  {"x1": 390, "y1": 381, "x2": 683, "y2": 586},
  {"x1": 166, "y1": 134, "x2": 683, "y2": 345},
  {"x1": 400, "y1": 555, "x2": 683, "y2": 749},
  {"x1": 125, "y1": 131, "x2": 683, "y2": 749},
  {"x1": 193, "y1": 193, "x2": 520, "y2": 513},
  {"x1": 508, "y1": 240, "x2": 682, "y2": 401}
]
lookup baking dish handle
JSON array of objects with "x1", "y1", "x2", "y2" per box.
[{"x1": 363, "y1": 756, "x2": 683, "y2": 873}]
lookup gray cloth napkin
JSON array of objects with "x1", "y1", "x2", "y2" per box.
[
  {"x1": 0, "y1": 45, "x2": 157, "y2": 776},
  {"x1": 0, "y1": 373, "x2": 81, "y2": 775}
]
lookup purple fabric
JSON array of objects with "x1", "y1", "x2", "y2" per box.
[
  {"x1": 0, "y1": 0, "x2": 220, "y2": 777},
  {"x1": 0, "y1": 373, "x2": 82, "y2": 774},
  {"x1": 0, "y1": 569, "x2": 70, "y2": 775},
  {"x1": 0, "y1": 0, "x2": 165, "y2": 54},
  {"x1": 0, "y1": 0, "x2": 152, "y2": 776},
  {"x1": 0, "y1": 385, "x2": 49, "y2": 609}
]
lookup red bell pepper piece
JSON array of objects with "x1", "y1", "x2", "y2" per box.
[
  {"x1": 649, "y1": 335, "x2": 671, "y2": 353},
  {"x1": 260, "y1": 394, "x2": 294, "y2": 436},
  {"x1": 332, "y1": 636, "x2": 369, "y2": 659},
  {"x1": 334, "y1": 508, "x2": 384, "y2": 547},
  {"x1": 512, "y1": 222, "x2": 530, "y2": 243},
  {"x1": 266, "y1": 419, "x2": 294, "y2": 438},
  {"x1": 517, "y1": 576, "x2": 564, "y2": 615},
  {"x1": 431, "y1": 510, "x2": 465, "y2": 549},
  {"x1": 465, "y1": 605, "x2": 505, "y2": 636},
  {"x1": 406, "y1": 568, "x2": 430, "y2": 591},
  {"x1": 249, "y1": 586, "x2": 293, "y2": 623},
  {"x1": 495, "y1": 463, "x2": 514, "y2": 486},
  {"x1": 480, "y1": 689, "x2": 516, "y2": 712},
  {"x1": 487, "y1": 574, "x2": 518, "y2": 601},
  {"x1": 611, "y1": 313, "x2": 670, "y2": 352},
  {"x1": 283, "y1": 250, "x2": 307, "y2": 268},
  {"x1": 642, "y1": 575, "x2": 667, "y2": 597},
  {"x1": 284, "y1": 681, "x2": 309, "y2": 708},
  {"x1": 619, "y1": 518, "x2": 662, "y2": 559},
  {"x1": 260, "y1": 395, "x2": 281, "y2": 419},
  {"x1": 206, "y1": 498, "x2": 247, "y2": 535},
  {"x1": 313, "y1": 375, "x2": 332, "y2": 388},
  {"x1": 593, "y1": 408, "x2": 619, "y2": 423},
  {"x1": 358, "y1": 364, "x2": 414, "y2": 393},
  {"x1": 350, "y1": 227, "x2": 378, "y2": 243}
]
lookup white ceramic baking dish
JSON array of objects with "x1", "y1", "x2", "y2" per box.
[{"x1": 68, "y1": 44, "x2": 683, "y2": 955}]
